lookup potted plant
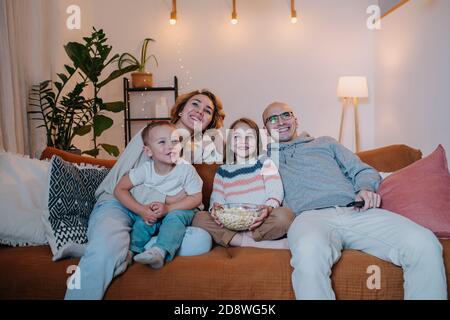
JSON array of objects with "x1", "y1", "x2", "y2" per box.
[
  {"x1": 119, "y1": 38, "x2": 159, "y2": 88},
  {"x1": 29, "y1": 27, "x2": 139, "y2": 157}
]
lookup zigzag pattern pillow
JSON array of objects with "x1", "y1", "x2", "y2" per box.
[{"x1": 44, "y1": 155, "x2": 109, "y2": 261}]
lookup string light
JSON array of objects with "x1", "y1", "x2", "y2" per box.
[
  {"x1": 175, "y1": 40, "x2": 193, "y2": 91},
  {"x1": 231, "y1": 0, "x2": 238, "y2": 25},
  {"x1": 167, "y1": 1, "x2": 300, "y2": 26},
  {"x1": 170, "y1": 0, "x2": 177, "y2": 25},
  {"x1": 290, "y1": 0, "x2": 298, "y2": 23}
]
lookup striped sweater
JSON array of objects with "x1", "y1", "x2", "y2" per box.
[{"x1": 210, "y1": 158, "x2": 284, "y2": 210}]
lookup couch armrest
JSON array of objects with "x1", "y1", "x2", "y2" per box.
[{"x1": 40, "y1": 147, "x2": 116, "y2": 169}]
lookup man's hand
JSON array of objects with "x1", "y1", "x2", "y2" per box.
[
  {"x1": 249, "y1": 205, "x2": 273, "y2": 231},
  {"x1": 210, "y1": 202, "x2": 224, "y2": 228},
  {"x1": 150, "y1": 202, "x2": 169, "y2": 218},
  {"x1": 354, "y1": 189, "x2": 381, "y2": 212},
  {"x1": 138, "y1": 204, "x2": 159, "y2": 225}
]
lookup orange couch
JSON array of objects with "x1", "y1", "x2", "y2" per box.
[{"x1": 0, "y1": 144, "x2": 449, "y2": 299}]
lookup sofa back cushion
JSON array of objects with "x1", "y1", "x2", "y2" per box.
[
  {"x1": 356, "y1": 144, "x2": 422, "y2": 172},
  {"x1": 41, "y1": 144, "x2": 422, "y2": 209}
]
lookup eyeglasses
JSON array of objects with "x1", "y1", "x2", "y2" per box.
[{"x1": 265, "y1": 111, "x2": 294, "y2": 125}]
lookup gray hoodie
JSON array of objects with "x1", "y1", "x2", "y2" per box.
[{"x1": 268, "y1": 132, "x2": 381, "y2": 215}]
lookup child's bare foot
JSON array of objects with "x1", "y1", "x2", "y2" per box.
[{"x1": 133, "y1": 247, "x2": 165, "y2": 269}]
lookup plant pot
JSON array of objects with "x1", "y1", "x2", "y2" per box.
[{"x1": 131, "y1": 72, "x2": 153, "y2": 89}]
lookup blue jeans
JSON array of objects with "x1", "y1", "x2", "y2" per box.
[
  {"x1": 65, "y1": 199, "x2": 212, "y2": 300},
  {"x1": 130, "y1": 209, "x2": 195, "y2": 261},
  {"x1": 288, "y1": 206, "x2": 447, "y2": 300}
]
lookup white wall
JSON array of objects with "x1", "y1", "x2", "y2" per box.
[
  {"x1": 375, "y1": 0, "x2": 450, "y2": 157},
  {"x1": 46, "y1": 0, "x2": 376, "y2": 158}
]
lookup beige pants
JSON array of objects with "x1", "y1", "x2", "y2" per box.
[{"x1": 192, "y1": 207, "x2": 295, "y2": 247}]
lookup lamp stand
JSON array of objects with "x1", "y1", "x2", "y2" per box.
[
  {"x1": 338, "y1": 97, "x2": 360, "y2": 152},
  {"x1": 353, "y1": 97, "x2": 360, "y2": 153},
  {"x1": 338, "y1": 98, "x2": 347, "y2": 144}
]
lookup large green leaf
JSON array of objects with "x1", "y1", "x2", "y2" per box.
[
  {"x1": 102, "y1": 101, "x2": 125, "y2": 113},
  {"x1": 97, "y1": 65, "x2": 139, "y2": 88},
  {"x1": 82, "y1": 148, "x2": 99, "y2": 157},
  {"x1": 93, "y1": 115, "x2": 113, "y2": 137},
  {"x1": 73, "y1": 125, "x2": 92, "y2": 136},
  {"x1": 64, "y1": 42, "x2": 97, "y2": 82},
  {"x1": 100, "y1": 143, "x2": 120, "y2": 157}
]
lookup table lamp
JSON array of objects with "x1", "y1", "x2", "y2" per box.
[{"x1": 337, "y1": 76, "x2": 368, "y2": 152}]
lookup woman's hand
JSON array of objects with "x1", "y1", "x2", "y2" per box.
[
  {"x1": 210, "y1": 202, "x2": 224, "y2": 228},
  {"x1": 249, "y1": 205, "x2": 273, "y2": 231}
]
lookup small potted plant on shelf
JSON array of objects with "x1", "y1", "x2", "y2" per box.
[{"x1": 119, "y1": 38, "x2": 159, "y2": 88}]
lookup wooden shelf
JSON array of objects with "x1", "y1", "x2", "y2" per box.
[
  {"x1": 128, "y1": 118, "x2": 171, "y2": 122},
  {"x1": 127, "y1": 86, "x2": 176, "y2": 92},
  {"x1": 123, "y1": 76, "x2": 178, "y2": 146}
]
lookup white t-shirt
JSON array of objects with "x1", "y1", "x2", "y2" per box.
[{"x1": 128, "y1": 159, "x2": 203, "y2": 197}]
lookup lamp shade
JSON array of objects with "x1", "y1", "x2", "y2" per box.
[{"x1": 337, "y1": 76, "x2": 369, "y2": 98}]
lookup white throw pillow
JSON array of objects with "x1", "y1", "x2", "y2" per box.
[{"x1": 0, "y1": 151, "x2": 49, "y2": 246}]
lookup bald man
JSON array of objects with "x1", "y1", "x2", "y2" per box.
[{"x1": 263, "y1": 102, "x2": 447, "y2": 300}]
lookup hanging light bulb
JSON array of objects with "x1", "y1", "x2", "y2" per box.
[
  {"x1": 170, "y1": 0, "x2": 177, "y2": 25},
  {"x1": 231, "y1": 0, "x2": 238, "y2": 24},
  {"x1": 290, "y1": 0, "x2": 298, "y2": 23}
]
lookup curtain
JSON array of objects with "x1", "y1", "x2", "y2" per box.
[{"x1": 0, "y1": 0, "x2": 50, "y2": 156}]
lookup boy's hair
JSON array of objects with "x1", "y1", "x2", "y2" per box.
[
  {"x1": 228, "y1": 117, "x2": 262, "y2": 157},
  {"x1": 141, "y1": 121, "x2": 176, "y2": 146}
]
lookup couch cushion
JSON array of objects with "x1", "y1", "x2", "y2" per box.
[
  {"x1": 378, "y1": 145, "x2": 450, "y2": 238},
  {"x1": 1, "y1": 240, "x2": 449, "y2": 299},
  {"x1": 356, "y1": 144, "x2": 422, "y2": 172},
  {"x1": 0, "y1": 151, "x2": 49, "y2": 246}
]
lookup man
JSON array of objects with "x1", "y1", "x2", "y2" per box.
[{"x1": 263, "y1": 102, "x2": 447, "y2": 300}]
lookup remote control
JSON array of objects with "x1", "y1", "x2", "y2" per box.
[{"x1": 346, "y1": 200, "x2": 365, "y2": 208}]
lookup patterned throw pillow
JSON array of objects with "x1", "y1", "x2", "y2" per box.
[{"x1": 43, "y1": 155, "x2": 109, "y2": 261}]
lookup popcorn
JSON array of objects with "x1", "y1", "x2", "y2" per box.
[{"x1": 215, "y1": 204, "x2": 262, "y2": 231}]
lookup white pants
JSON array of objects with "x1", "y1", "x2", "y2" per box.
[{"x1": 287, "y1": 206, "x2": 447, "y2": 300}]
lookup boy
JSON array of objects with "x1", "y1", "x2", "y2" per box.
[{"x1": 114, "y1": 121, "x2": 202, "y2": 269}]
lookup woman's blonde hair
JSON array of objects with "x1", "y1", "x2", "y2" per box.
[{"x1": 170, "y1": 89, "x2": 225, "y2": 130}]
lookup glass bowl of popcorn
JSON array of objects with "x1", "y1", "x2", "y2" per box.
[{"x1": 214, "y1": 203, "x2": 263, "y2": 231}]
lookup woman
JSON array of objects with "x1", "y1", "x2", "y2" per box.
[
  {"x1": 171, "y1": 90, "x2": 225, "y2": 164},
  {"x1": 65, "y1": 89, "x2": 225, "y2": 300}
]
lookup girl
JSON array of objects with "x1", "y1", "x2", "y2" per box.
[{"x1": 192, "y1": 118, "x2": 294, "y2": 248}]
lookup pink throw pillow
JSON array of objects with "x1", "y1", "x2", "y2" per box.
[{"x1": 379, "y1": 145, "x2": 450, "y2": 238}]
